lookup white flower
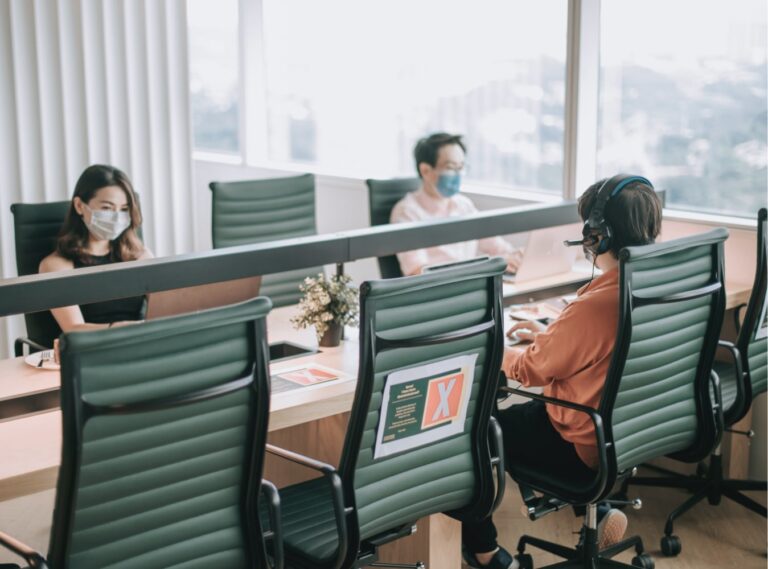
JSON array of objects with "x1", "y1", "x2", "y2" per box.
[{"x1": 291, "y1": 273, "x2": 359, "y2": 336}]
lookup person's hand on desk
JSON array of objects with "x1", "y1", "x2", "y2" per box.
[
  {"x1": 109, "y1": 319, "x2": 144, "y2": 328},
  {"x1": 505, "y1": 249, "x2": 524, "y2": 273},
  {"x1": 507, "y1": 319, "x2": 546, "y2": 341},
  {"x1": 52, "y1": 320, "x2": 143, "y2": 364}
]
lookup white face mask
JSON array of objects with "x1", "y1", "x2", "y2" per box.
[{"x1": 82, "y1": 203, "x2": 131, "y2": 241}]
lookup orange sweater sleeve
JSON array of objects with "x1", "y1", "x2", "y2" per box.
[{"x1": 503, "y1": 301, "x2": 599, "y2": 387}]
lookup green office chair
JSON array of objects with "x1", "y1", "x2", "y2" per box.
[
  {"x1": 499, "y1": 228, "x2": 728, "y2": 569},
  {"x1": 0, "y1": 297, "x2": 283, "y2": 569},
  {"x1": 263, "y1": 257, "x2": 508, "y2": 569},
  {"x1": 10, "y1": 201, "x2": 72, "y2": 355},
  {"x1": 625, "y1": 209, "x2": 766, "y2": 556},
  {"x1": 11, "y1": 199, "x2": 146, "y2": 356},
  {"x1": 365, "y1": 177, "x2": 421, "y2": 279},
  {"x1": 210, "y1": 174, "x2": 324, "y2": 307}
]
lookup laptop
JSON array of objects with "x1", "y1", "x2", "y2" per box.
[
  {"x1": 506, "y1": 227, "x2": 579, "y2": 283},
  {"x1": 145, "y1": 276, "x2": 262, "y2": 320}
]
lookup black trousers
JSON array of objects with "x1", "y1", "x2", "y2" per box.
[{"x1": 462, "y1": 399, "x2": 595, "y2": 554}]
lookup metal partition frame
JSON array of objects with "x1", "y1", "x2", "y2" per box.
[{"x1": 0, "y1": 202, "x2": 581, "y2": 317}]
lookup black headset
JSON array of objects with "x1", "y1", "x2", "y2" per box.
[{"x1": 564, "y1": 174, "x2": 654, "y2": 255}]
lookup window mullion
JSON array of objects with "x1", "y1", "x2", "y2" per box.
[
  {"x1": 240, "y1": 0, "x2": 268, "y2": 165},
  {"x1": 563, "y1": 0, "x2": 600, "y2": 200}
]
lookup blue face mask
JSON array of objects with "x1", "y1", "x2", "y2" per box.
[{"x1": 436, "y1": 172, "x2": 461, "y2": 198}]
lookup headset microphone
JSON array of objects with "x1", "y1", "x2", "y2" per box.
[{"x1": 563, "y1": 239, "x2": 586, "y2": 247}]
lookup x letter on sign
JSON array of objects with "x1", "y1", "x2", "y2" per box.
[
  {"x1": 422, "y1": 372, "x2": 464, "y2": 429},
  {"x1": 432, "y1": 378, "x2": 456, "y2": 421}
]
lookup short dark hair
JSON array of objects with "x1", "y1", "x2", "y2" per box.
[
  {"x1": 577, "y1": 177, "x2": 662, "y2": 257},
  {"x1": 413, "y1": 132, "x2": 466, "y2": 178}
]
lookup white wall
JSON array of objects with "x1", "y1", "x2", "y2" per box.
[{"x1": 0, "y1": 0, "x2": 194, "y2": 359}]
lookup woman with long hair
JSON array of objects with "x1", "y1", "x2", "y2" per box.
[{"x1": 39, "y1": 164, "x2": 153, "y2": 332}]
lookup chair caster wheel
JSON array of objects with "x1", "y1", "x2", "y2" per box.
[
  {"x1": 631, "y1": 553, "x2": 655, "y2": 569},
  {"x1": 515, "y1": 553, "x2": 533, "y2": 569},
  {"x1": 660, "y1": 535, "x2": 681, "y2": 556}
]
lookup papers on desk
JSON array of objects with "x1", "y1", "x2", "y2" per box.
[
  {"x1": 23, "y1": 350, "x2": 59, "y2": 371},
  {"x1": 271, "y1": 363, "x2": 351, "y2": 393},
  {"x1": 561, "y1": 294, "x2": 578, "y2": 305},
  {"x1": 508, "y1": 301, "x2": 563, "y2": 323}
]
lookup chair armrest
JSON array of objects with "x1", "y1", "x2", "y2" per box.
[
  {"x1": 717, "y1": 339, "x2": 745, "y2": 423},
  {"x1": 265, "y1": 444, "x2": 348, "y2": 569},
  {"x1": 717, "y1": 339, "x2": 744, "y2": 384},
  {"x1": 13, "y1": 338, "x2": 48, "y2": 358},
  {"x1": 265, "y1": 444, "x2": 337, "y2": 475},
  {"x1": 708, "y1": 371, "x2": 725, "y2": 448},
  {"x1": 259, "y1": 480, "x2": 284, "y2": 569},
  {"x1": 488, "y1": 416, "x2": 506, "y2": 515},
  {"x1": 498, "y1": 386, "x2": 609, "y2": 499},
  {"x1": 499, "y1": 386, "x2": 604, "y2": 430},
  {"x1": 0, "y1": 530, "x2": 48, "y2": 568},
  {"x1": 732, "y1": 303, "x2": 747, "y2": 333},
  {"x1": 717, "y1": 340, "x2": 744, "y2": 388}
]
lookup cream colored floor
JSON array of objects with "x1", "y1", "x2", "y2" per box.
[{"x1": 0, "y1": 482, "x2": 765, "y2": 568}]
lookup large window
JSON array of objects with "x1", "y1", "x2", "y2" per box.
[
  {"x1": 260, "y1": 0, "x2": 567, "y2": 191},
  {"x1": 188, "y1": 0, "x2": 240, "y2": 154},
  {"x1": 188, "y1": 1, "x2": 767, "y2": 220},
  {"x1": 597, "y1": 0, "x2": 767, "y2": 217}
]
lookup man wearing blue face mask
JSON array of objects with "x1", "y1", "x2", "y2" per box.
[{"x1": 390, "y1": 132, "x2": 522, "y2": 276}]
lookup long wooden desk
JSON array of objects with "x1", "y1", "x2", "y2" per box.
[
  {"x1": 0, "y1": 307, "x2": 360, "y2": 492},
  {"x1": 502, "y1": 265, "x2": 753, "y2": 311}
]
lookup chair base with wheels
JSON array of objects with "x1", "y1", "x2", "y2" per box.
[
  {"x1": 512, "y1": 488, "x2": 654, "y2": 569},
  {"x1": 622, "y1": 344, "x2": 767, "y2": 557},
  {"x1": 624, "y1": 447, "x2": 766, "y2": 557}
]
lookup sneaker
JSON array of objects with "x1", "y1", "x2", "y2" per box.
[
  {"x1": 597, "y1": 508, "x2": 628, "y2": 549},
  {"x1": 462, "y1": 546, "x2": 519, "y2": 569}
]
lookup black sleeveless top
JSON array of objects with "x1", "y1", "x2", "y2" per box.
[{"x1": 74, "y1": 254, "x2": 146, "y2": 324}]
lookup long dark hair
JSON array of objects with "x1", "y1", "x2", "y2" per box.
[{"x1": 57, "y1": 164, "x2": 144, "y2": 263}]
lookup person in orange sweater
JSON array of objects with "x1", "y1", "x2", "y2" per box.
[{"x1": 463, "y1": 176, "x2": 662, "y2": 569}]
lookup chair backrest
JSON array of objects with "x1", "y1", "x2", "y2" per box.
[
  {"x1": 49, "y1": 297, "x2": 274, "y2": 569},
  {"x1": 732, "y1": 207, "x2": 768, "y2": 423},
  {"x1": 11, "y1": 199, "x2": 145, "y2": 349},
  {"x1": 11, "y1": 201, "x2": 72, "y2": 348},
  {"x1": 601, "y1": 229, "x2": 727, "y2": 481},
  {"x1": 338, "y1": 257, "x2": 506, "y2": 565},
  {"x1": 210, "y1": 174, "x2": 323, "y2": 307},
  {"x1": 365, "y1": 177, "x2": 421, "y2": 279}
]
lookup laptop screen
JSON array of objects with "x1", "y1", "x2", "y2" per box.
[
  {"x1": 507, "y1": 227, "x2": 579, "y2": 283},
  {"x1": 145, "y1": 276, "x2": 262, "y2": 319}
]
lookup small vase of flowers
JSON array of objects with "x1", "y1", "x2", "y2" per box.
[{"x1": 291, "y1": 273, "x2": 359, "y2": 347}]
